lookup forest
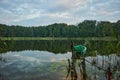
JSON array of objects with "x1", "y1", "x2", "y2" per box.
[{"x1": 0, "y1": 20, "x2": 120, "y2": 38}]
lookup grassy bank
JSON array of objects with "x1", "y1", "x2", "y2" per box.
[{"x1": 0, "y1": 37, "x2": 118, "y2": 41}]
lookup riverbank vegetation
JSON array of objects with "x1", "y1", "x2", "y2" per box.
[{"x1": 0, "y1": 37, "x2": 117, "y2": 41}]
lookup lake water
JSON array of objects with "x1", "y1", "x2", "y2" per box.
[{"x1": 0, "y1": 40, "x2": 120, "y2": 80}]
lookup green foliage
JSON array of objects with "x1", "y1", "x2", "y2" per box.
[
  {"x1": 78, "y1": 20, "x2": 96, "y2": 37},
  {"x1": 0, "y1": 20, "x2": 120, "y2": 37}
]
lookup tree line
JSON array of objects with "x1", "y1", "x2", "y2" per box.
[{"x1": 0, "y1": 20, "x2": 120, "y2": 38}]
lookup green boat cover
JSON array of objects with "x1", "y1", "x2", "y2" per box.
[{"x1": 74, "y1": 45, "x2": 87, "y2": 55}]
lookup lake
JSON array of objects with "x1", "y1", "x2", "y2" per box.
[{"x1": 0, "y1": 40, "x2": 120, "y2": 80}]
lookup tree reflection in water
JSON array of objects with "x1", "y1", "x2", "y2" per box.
[{"x1": 0, "y1": 40, "x2": 120, "y2": 80}]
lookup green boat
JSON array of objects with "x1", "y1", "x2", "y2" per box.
[{"x1": 74, "y1": 45, "x2": 87, "y2": 55}]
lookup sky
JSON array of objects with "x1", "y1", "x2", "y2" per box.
[{"x1": 0, "y1": 0, "x2": 120, "y2": 26}]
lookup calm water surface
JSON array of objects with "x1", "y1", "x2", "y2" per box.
[{"x1": 0, "y1": 40, "x2": 120, "y2": 80}]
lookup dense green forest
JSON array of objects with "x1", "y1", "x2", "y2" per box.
[{"x1": 0, "y1": 20, "x2": 120, "y2": 38}]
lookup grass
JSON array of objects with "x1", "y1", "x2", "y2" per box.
[{"x1": 0, "y1": 37, "x2": 117, "y2": 41}]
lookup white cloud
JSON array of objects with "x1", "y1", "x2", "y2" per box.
[
  {"x1": 0, "y1": 3, "x2": 44, "y2": 23},
  {"x1": 90, "y1": 7, "x2": 120, "y2": 16},
  {"x1": 49, "y1": 0, "x2": 89, "y2": 12},
  {"x1": 0, "y1": 0, "x2": 120, "y2": 26},
  {"x1": 58, "y1": 0, "x2": 88, "y2": 9},
  {"x1": 0, "y1": 7, "x2": 17, "y2": 23}
]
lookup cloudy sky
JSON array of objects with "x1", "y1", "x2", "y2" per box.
[{"x1": 0, "y1": 0, "x2": 120, "y2": 26}]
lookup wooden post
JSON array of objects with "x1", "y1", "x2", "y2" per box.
[
  {"x1": 107, "y1": 67, "x2": 111, "y2": 80},
  {"x1": 71, "y1": 41, "x2": 78, "y2": 80},
  {"x1": 71, "y1": 41, "x2": 77, "y2": 59}
]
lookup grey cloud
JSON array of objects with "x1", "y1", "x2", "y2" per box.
[{"x1": 0, "y1": 0, "x2": 119, "y2": 26}]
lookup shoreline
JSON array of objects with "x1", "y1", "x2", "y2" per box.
[{"x1": 0, "y1": 37, "x2": 118, "y2": 41}]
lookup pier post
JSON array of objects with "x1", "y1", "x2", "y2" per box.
[{"x1": 71, "y1": 41, "x2": 77, "y2": 59}]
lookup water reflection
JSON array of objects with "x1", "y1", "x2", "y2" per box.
[
  {"x1": 0, "y1": 50, "x2": 71, "y2": 80},
  {"x1": 0, "y1": 40, "x2": 120, "y2": 80},
  {"x1": 66, "y1": 53, "x2": 120, "y2": 80},
  {"x1": 0, "y1": 40, "x2": 120, "y2": 55}
]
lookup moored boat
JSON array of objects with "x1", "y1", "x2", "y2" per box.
[{"x1": 74, "y1": 45, "x2": 87, "y2": 55}]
